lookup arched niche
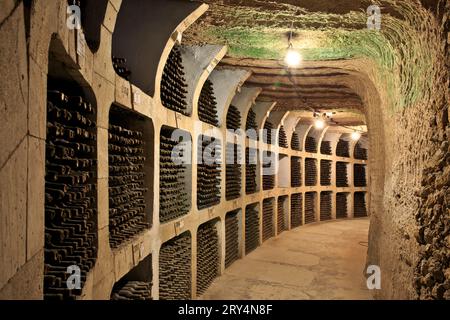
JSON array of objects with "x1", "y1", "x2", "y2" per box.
[
  {"x1": 337, "y1": 132, "x2": 353, "y2": 158},
  {"x1": 266, "y1": 111, "x2": 288, "y2": 129},
  {"x1": 354, "y1": 136, "x2": 369, "y2": 160},
  {"x1": 265, "y1": 111, "x2": 289, "y2": 147},
  {"x1": 230, "y1": 86, "x2": 262, "y2": 132},
  {"x1": 304, "y1": 126, "x2": 326, "y2": 153},
  {"x1": 294, "y1": 122, "x2": 313, "y2": 152},
  {"x1": 282, "y1": 112, "x2": 303, "y2": 148},
  {"x1": 209, "y1": 69, "x2": 251, "y2": 127},
  {"x1": 321, "y1": 128, "x2": 343, "y2": 155},
  {"x1": 180, "y1": 45, "x2": 227, "y2": 117},
  {"x1": 112, "y1": 0, "x2": 208, "y2": 96},
  {"x1": 253, "y1": 101, "x2": 277, "y2": 131}
]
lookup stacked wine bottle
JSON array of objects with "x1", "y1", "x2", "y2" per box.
[
  {"x1": 336, "y1": 193, "x2": 348, "y2": 219},
  {"x1": 291, "y1": 132, "x2": 301, "y2": 151},
  {"x1": 291, "y1": 157, "x2": 302, "y2": 187},
  {"x1": 278, "y1": 125, "x2": 288, "y2": 148},
  {"x1": 263, "y1": 121, "x2": 274, "y2": 145},
  {"x1": 159, "y1": 233, "x2": 191, "y2": 300},
  {"x1": 45, "y1": 90, "x2": 97, "y2": 300},
  {"x1": 262, "y1": 152, "x2": 275, "y2": 190},
  {"x1": 354, "y1": 142, "x2": 368, "y2": 160},
  {"x1": 111, "y1": 281, "x2": 152, "y2": 300},
  {"x1": 245, "y1": 204, "x2": 260, "y2": 254},
  {"x1": 305, "y1": 135, "x2": 317, "y2": 153},
  {"x1": 225, "y1": 211, "x2": 239, "y2": 268},
  {"x1": 305, "y1": 158, "x2": 317, "y2": 186},
  {"x1": 226, "y1": 105, "x2": 241, "y2": 131},
  {"x1": 226, "y1": 143, "x2": 241, "y2": 200},
  {"x1": 159, "y1": 127, "x2": 190, "y2": 223},
  {"x1": 305, "y1": 192, "x2": 316, "y2": 224},
  {"x1": 161, "y1": 46, "x2": 188, "y2": 115},
  {"x1": 246, "y1": 109, "x2": 258, "y2": 140},
  {"x1": 336, "y1": 139, "x2": 350, "y2": 157},
  {"x1": 320, "y1": 140, "x2": 332, "y2": 155},
  {"x1": 320, "y1": 160, "x2": 332, "y2": 186},
  {"x1": 320, "y1": 192, "x2": 332, "y2": 221},
  {"x1": 245, "y1": 148, "x2": 258, "y2": 194},
  {"x1": 109, "y1": 122, "x2": 149, "y2": 248},
  {"x1": 291, "y1": 193, "x2": 303, "y2": 228},
  {"x1": 354, "y1": 164, "x2": 367, "y2": 187},
  {"x1": 262, "y1": 198, "x2": 275, "y2": 242},
  {"x1": 198, "y1": 80, "x2": 219, "y2": 126},
  {"x1": 354, "y1": 192, "x2": 368, "y2": 217},
  {"x1": 277, "y1": 196, "x2": 288, "y2": 233},
  {"x1": 336, "y1": 162, "x2": 349, "y2": 187},
  {"x1": 197, "y1": 222, "x2": 219, "y2": 295},
  {"x1": 112, "y1": 56, "x2": 132, "y2": 80},
  {"x1": 197, "y1": 136, "x2": 221, "y2": 210}
]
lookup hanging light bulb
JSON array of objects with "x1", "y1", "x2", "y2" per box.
[
  {"x1": 351, "y1": 131, "x2": 361, "y2": 141},
  {"x1": 314, "y1": 118, "x2": 325, "y2": 130},
  {"x1": 284, "y1": 22, "x2": 302, "y2": 68},
  {"x1": 284, "y1": 46, "x2": 302, "y2": 67}
]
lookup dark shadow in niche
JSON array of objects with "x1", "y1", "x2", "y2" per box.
[
  {"x1": 110, "y1": 254, "x2": 153, "y2": 300},
  {"x1": 47, "y1": 34, "x2": 96, "y2": 102},
  {"x1": 112, "y1": 0, "x2": 202, "y2": 96},
  {"x1": 79, "y1": 0, "x2": 109, "y2": 53}
]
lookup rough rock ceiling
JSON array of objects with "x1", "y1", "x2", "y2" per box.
[
  {"x1": 184, "y1": 0, "x2": 402, "y2": 127},
  {"x1": 218, "y1": 57, "x2": 366, "y2": 126}
]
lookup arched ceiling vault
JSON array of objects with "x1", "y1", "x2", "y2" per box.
[{"x1": 184, "y1": 0, "x2": 445, "y2": 130}]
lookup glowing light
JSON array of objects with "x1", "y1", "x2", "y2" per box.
[
  {"x1": 314, "y1": 118, "x2": 325, "y2": 130},
  {"x1": 351, "y1": 131, "x2": 361, "y2": 141},
  {"x1": 284, "y1": 48, "x2": 302, "y2": 67}
]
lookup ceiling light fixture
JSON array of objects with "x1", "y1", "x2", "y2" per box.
[
  {"x1": 284, "y1": 22, "x2": 302, "y2": 68},
  {"x1": 314, "y1": 118, "x2": 326, "y2": 130},
  {"x1": 313, "y1": 112, "x2": 326, "y2": 129},
  {"x1": 351, "y1": 131, "x2": 362, "y2": 141},
  {"x1": 285, "y1": 45, "x2": 302, "y2": 68}
]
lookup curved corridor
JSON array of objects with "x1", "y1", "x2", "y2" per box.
[
  {"x1": 1, "y1": 0, "x2": 448, "y2": 301},
  {"x1": 201, "y1": 219, "x2": 371, "y2": 300}
]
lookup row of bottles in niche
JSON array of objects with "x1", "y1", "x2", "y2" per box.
[
  {"x1": 320, "y1": 192, "x2": 332, "y2": 221},
  {"x1": 108, "y1": 106, "x2": 151, "y2": 248},
  {"x1": 245, "y1": 204, "x2": 260, "y2": 254},
  {"x1": 245, "y1": 148, "x2": 258, "y2": 194},
  {"x1": 291, "y1": 193, "x2": 303, "y2": 228},
  {"x1": 277, "y1": 196, "x2": 288, "y2": 234},
  {"x1": 225, "y1": 210, "x2": 240, "y2": 268},
  {"x1": 44, "y1": 89, "x2": 98, "y2": 300},
  {"x1": 161, "y1": 46, "x2": 189, "y2": 115},
  {"x1": 198, "y1": 80, "x2": 219, "y2": 126},
  {"x1": 159, "y1": 126, "x2": 190, "y2": 223},
  {"x1": 197, "y1": 221, "x2": 220, "y2": 295},
  {"x1": 197, "y1": 135, "x2": 221, "y2": 210},
  {"x1": 262, "y1": 198, "x2": 275, "y2": 242},
  {"x1": 226, "y1": 143, "x2": 242, "y2": 200}
]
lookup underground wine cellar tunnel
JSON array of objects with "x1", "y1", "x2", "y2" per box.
[{"x1": 0, "y1": 0, "x2": 448, "y2": 301}]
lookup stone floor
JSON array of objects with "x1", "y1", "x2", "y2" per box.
[{"x1": 200, "y1": 218, "x2": 372, "y2": 300}]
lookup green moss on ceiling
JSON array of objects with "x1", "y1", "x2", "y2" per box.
[{"x1": 185, "y1": 1, "x2": 445, "y2": 113}]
